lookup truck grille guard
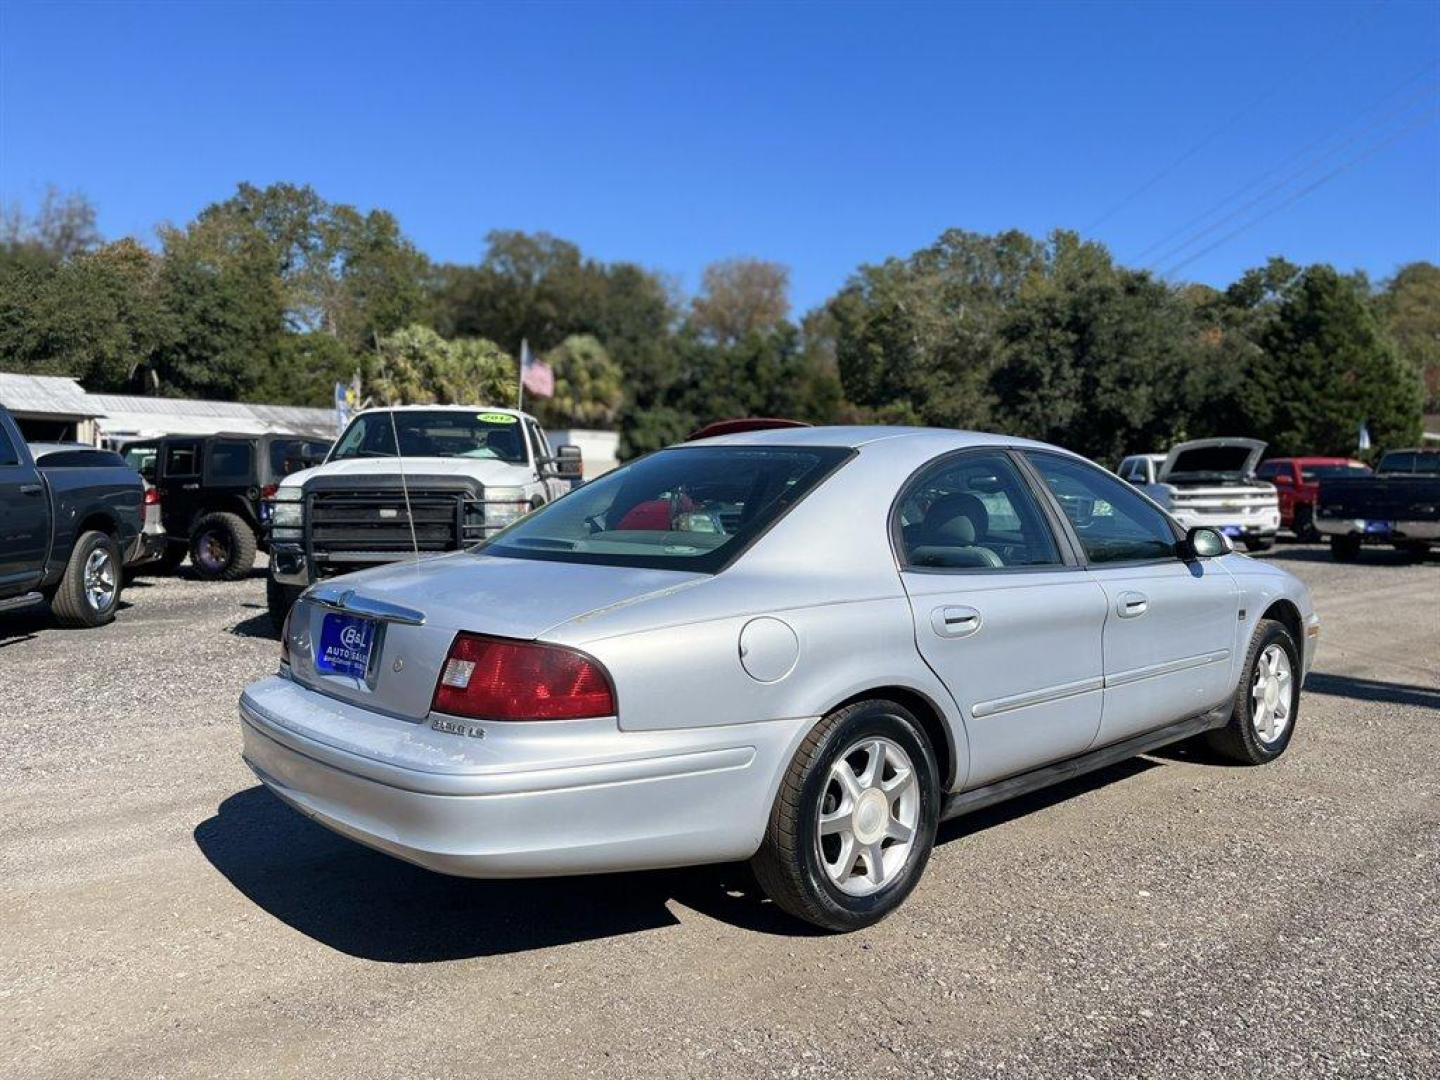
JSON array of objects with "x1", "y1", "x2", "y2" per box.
[{"x1": 298, "y1": 477, "x2": 515, "y2": 566}]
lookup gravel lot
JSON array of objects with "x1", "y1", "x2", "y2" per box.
[{"x1": 2, "y1": 548, "x2": 1437, "y2": 1079}]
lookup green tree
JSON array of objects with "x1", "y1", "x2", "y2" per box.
[
  {"x1": 832, "y1": 229, "x2": 1047, "y2": 431},
  {"x1": 1377, "y1": 262, "x2": 1440, "y2": 413},
  {"x1": 369, "y1": 324, "x2": 515, "y2": 405},
  {"x1": 153, "y1": 215, "x2": 287, "y2": 400},
  {"x1": 0, "y1": 239, "x2": 166, "y2": 391},
  {"x1": 1257, "y1": 264, "x2": 1421, "y2": 455},
  {"x1": 990, "y1": 233, "x2": 1197, "y2": 462},
  {"x1": 535, "y1": 335, "x2": 624, "y2": 428}
]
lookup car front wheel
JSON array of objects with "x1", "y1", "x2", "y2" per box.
[
  {"x1": 1206, "y1": 618, "x2": 1300, "y2": 765},
  {"x1": 751, "y1": 699, "x2": 941, "y2": 932}
]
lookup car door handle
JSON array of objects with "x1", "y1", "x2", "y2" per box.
[
  {"x1": 19, "y1": 483, "x2": 44, "y2": 495},
  {"x1": 932, "y1": 605, "x2": 982, "y2": 638},
  {"x1": 1116, "y1": 591, "x2": 1148, "y2": 618}
]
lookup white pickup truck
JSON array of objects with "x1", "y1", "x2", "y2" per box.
[
  {"x1": 1119, "y1": 438, "x2": 1280, "y2": 552},
  {"x1": 265, "y1": 406, "x2": 581, "y2": 625}
]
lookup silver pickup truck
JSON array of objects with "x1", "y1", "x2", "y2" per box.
[{"x1": 1, "y1": 406, "x2": 144, "y2": 628}]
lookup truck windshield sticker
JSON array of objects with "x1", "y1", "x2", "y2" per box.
[{"x1": 477, "y1": 412, "x2": 517, "y2": 424}]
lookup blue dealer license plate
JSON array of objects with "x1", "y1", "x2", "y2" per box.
[
  {"x1": 1363, "y1": 520, "x2": 1392, "y2": 534},
  {"x1": 1221, "y1": 526, "x2": 1243, "y2": 537},
  {"x1": 315, "y1": 613, "x2": 377, "y2": 680}
]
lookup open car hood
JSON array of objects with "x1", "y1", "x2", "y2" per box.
[{"x1": 1159, "y1": 438, "x2": 1266, "y2": 482}]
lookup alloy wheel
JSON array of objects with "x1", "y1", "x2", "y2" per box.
[
  {"x1": 84, "y1": 547, "x2": 116, "y2": 612},
  {"x1": 816, "y1": 736, "x2": 920, "y2": 896},
  {"x1": 1250, "y1": 643, "x2": 1293, "y2": 745}
]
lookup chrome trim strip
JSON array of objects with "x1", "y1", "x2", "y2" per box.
[
  {"x1": 1104, "y1": 649, "x2": 1231, "y2": 689},
  {"x1": 307, "y1": 585, "x2": 426, "y2": 626},
  {"x1": 971, "y1": 676, "x2": 1105, "y2": 719}
]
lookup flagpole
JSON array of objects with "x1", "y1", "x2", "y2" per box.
[{"x1": 517, "y1": 338, "x2": 526, "y2": 412}]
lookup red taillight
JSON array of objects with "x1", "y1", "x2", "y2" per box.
[
  {"x1": 432, "y1": 634, "x2": 615, "y2": 721},
  {"x1": 260, "y1": 483, "x2": 278, "y2": 500},
  {"x1": 143, "y1": 486, "x2": 160, "y2": 506}
]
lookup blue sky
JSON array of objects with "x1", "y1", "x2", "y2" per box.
[{"x1": 1, "y1": 1, "x2": 1436, "y2": 313}]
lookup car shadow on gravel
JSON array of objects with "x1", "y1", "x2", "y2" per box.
[
  {"x1": 227, "y1": 611, "x2": 279, "y2": 640},
  {"x1": 1256, "y1": 547, "x2": 1423, "y2": 566},
  {"x1": 1304, "y1": 672, "x2": 1440, "y2": 709},
  {"x1": 195, "y1": 786, "x2": 819, "y2": 961}
]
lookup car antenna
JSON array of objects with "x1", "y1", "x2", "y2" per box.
[{"x1": 386, "y1": 407, "x2": 420, "y2": 564}]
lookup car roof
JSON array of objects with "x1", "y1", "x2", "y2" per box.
[
  {"x1": 354, "y1": 405, "x2": 531, "y2": 417},
  {"x1": 1266, "y1": 455, "x2": 1359, "y2": 463},
  {"x1": 684, "y1": 424, "x2": 1064, "y2": 454}
]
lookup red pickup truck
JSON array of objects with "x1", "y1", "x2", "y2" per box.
[{"x1": 1256, "y1": 457, "x2": 1370, "y2": 541}]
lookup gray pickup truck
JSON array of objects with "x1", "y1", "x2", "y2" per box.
[{"x1": 1, "y1": 405, "x2": 144, "y2": 627}]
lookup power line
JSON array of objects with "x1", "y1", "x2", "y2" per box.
[
  {"x1": 1142, "y1": 82, "x2": 1439, "y2": 271},
  {"x1": 1157, "y1": 108, "x2": 1439, "y2": 279},
  {"x1": 1083, "y1": 0, "x2": 1389, "y2": 233},
  {"x1": 1130, "y1": 61, "x2": 1439, "y2": 265}
]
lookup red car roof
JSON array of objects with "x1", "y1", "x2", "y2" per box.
[{"x1": 687, "y1": 418, "x2": 811, "y2": 440}]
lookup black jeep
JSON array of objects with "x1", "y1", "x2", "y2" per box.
[{"x1": 136, "y1": 433, "x2": 330, "y2": 580}]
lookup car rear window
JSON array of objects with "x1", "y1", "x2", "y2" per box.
[
  {"x1": 484, "y1": 445, "x2": 853, "y2": 572},
  {"x1": 1300, "y1": 463, "x2": 1368, "y2": 482},
  {"x1": 33, "y1": 448, "x2": 128, "y2": 468}
]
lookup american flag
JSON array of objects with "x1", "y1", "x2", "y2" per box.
[{"x1": 520, "y1": 339, "x2": 554, "y2": 399}]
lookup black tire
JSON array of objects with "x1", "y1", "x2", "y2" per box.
[
  {"x1": 189, "y1": 512, "x2": 258, "y2": 581},
  {"x1": 1243, "y1": 537, "x2": 1273, "y2": 553},
  {"x1": 266, "y1": 574, "x2": 304, "y2": 632},
  {"x1": 154, "y1": 542, "x2": 188, "y2": 574},
  {"x1": 751, "y1": 699, "x2": 941, "y2": 932},
  {"x1": 50, "y1": 530, "x2": 122, "y2": 629},
  {"x1": 1293, "y1": 505, "x2": 1319, "y2": 543},
  {"x1": 1205, "y1": 618, "x2": 1300, "y2": 765},
  {"x1": 1330, "y1": 535, "x2": 1361, "y2": 562},
  {"x1": 1397, "y1": 541, "x2": 1431, "y2": 562}
]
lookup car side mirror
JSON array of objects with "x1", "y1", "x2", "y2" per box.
[
  {"x1": 555, "y1": 444, "x2": 584, "y2": 482},
  {"x1": 1184, "y1": 526, "x2": 1231, "y2": 559}
]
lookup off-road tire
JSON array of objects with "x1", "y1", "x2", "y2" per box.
[
  {"x1": 267, "y1": 574, "x2": 304, "y2": 632},
  {"x1": 1205, "y1": 618, "x2": 1299, "y2": 765},
  {"x1": 50, "y1": 530, "x2": 121, "y2": 629},
  {"x1": 189, "y1": 512, "x2": 257, "y2": 581},
  {"x1": 1330, "y1": 535, "x2": 1361, "y2": 562},
  {"x1": 1243, "y1": 537, "x2": 1273, "y2": 553},
  {"x1": 751, "y1": 699, "x2": 940, "y2": 932}
]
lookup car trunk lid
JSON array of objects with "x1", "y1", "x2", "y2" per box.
[
  {"x1": 1159, "y1": 438, "x2": 1266, "y2": 485},
  {"x1": 285, "y1": 552, "x2": 707, "y2": 720}
]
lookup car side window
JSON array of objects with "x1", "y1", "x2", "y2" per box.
[
  {"x1": 165, "y1": 442, "x2": 199, "y2": 477},
  {"x1": 526, "y1": 421, "x2": 549, "y2": 467},
  {"x1": 1025, "y1": 452, "x2": 1178, "y2": 565},
  {"x1": 0, "y1": 422, "x2": 18, "y2": 467},
  {"x1": 207, "y1": 441, "x2": 253, "y2": 484},
  {"x1": 896, "y1": 451, "x2": 1061, "y2": 571},
  {"x1": 1256, "y1": 462, "x2": 1282, "y2": 480}
]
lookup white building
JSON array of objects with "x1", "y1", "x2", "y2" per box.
[{"x1": 0, "y1": 373, "x2": 337, "y2": 446}]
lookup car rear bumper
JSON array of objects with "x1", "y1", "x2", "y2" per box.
[
  {"x1": 125, "y1": 530, "x2": 168, "y2": 566},
  {"x1": 1314, "y1": 519, "x2": 1440, "y2": 542},
  {"x1": 238, "y1": 676, "x2": 807, "y2": 878},
  {"x1": 1170, "y1": 510, "x2": 1279, "y2": 538}
]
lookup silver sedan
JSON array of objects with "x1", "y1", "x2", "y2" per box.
[{"x1": 239, "y1": 427, "x2": 1318, "y2": 930}]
